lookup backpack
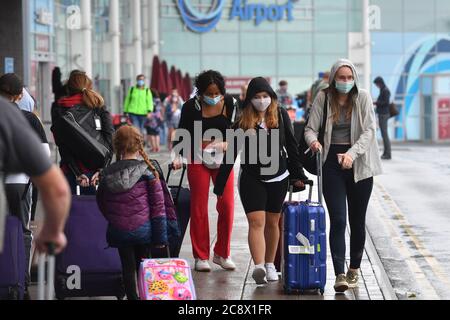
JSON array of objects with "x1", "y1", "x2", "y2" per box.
[
  {"x1": 52, "y1": 105, "x2": 112, "y2": 170},
  {"x1": 128, "y1": 87, "x2": 149, "y2": 106},
  {"x1": 298, "y1": 90, "x2": 328, "y2": 175},
  {"x1": 193, "y1": 95, "x2": 239, "y2": 123}
]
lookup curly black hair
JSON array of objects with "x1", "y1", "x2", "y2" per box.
[{"x1": 195, "y1": 70, "x2": 226, "y2": 96}]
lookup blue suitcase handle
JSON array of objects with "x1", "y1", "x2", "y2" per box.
[{"x1": 288, "y1": 151, "x2": 323, "y2": 204}]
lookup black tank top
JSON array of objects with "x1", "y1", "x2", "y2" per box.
[{"x1": 202, "y1": 102, "x2": 231, "y2": 138}]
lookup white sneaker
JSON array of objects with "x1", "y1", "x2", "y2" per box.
[
  {"x1": 265, "y1": 264, "x2": 279, "y2": 282},
  {"x1": 195, "y1": 259, "x2": 211, "y2": 272},
  {"x1": 213, "y1": 255, "x2": 236, "y2": 271},
  {"x1": 252, "y1": 266, "x2": 268, "y2": 285}
]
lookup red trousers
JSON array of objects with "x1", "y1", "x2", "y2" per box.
[{"x1": 187, "y1": 164, "x2": 235, "y2": 260}]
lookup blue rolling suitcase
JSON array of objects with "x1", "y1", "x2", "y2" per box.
[{"x1": 282, "y1": 152, "x2": 327, "y2": 295}]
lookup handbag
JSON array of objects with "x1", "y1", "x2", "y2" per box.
[
  {"x1": 298, "y1": 91, "x2": 328, "y2": 175},
  {"x1": 202, "y1": 144, "x2": 224, "y2": 170},
  {"x1": 198, "y1": 96, "x2": 238, "y2": 170},
  {"x1": 278, "y1": 109, "x2": 305, "y2": 193},
  {"x1": 53, "y1": 106, "x2": 111, "y2": 169},
  {"x1": 389, "y1": 102, "x2": 399, "y2": 118}
]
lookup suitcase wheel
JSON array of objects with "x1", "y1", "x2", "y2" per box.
[
  {"x1": 320, "y1": 288, "x2": 325, "y2": 295},
  {"x1": 8, "y1": 287, "x2": 20, "y2": 300}
]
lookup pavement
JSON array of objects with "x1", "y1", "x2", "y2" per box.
[
  {"x1": 27, "y1": 144, "x2": 398, "y2": 300},
  {"x1": 366, "y1": 142, "x2": 450, "y2": 300},
  {"x1": 158, "y1": 152, "x2": 394, "y2": 301}
]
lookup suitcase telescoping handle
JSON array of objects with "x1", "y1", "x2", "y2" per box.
[
  {"x1": 288, "y1": 151, "x2": 323, "y2": 204},
  {"x1": 75, "y1": 184, "x2": 99, "y2": 196},
  {"x1": 316, "y1": 150, "x2": 323, "y2": 205},
  {"x1": 288, "y1": 180, "x2": 313, "y2": 202},
  {"x1": 167, "y1": 163, "x2": 187, "y2": 183},
  {"x1": 38, "y1": 243, "x2": 56, "y2": 301},
  {"x1": 167, "y1": 163, "x2": 187, "y2": 204}
]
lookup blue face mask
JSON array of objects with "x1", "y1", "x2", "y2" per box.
[
  {"x1": 137, "y1": 80, "x2": 145, "y2": 87},
  {"x1": 335, "y1": 81, "x2": 355, "y2": 94},
  {"x1": 203, "y1": 95, "x2": 222, "y2": 106}
]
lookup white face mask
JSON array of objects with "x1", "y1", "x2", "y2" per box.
[{"x1": 252, "y1": 97, "x2": 272, "y2": 112}]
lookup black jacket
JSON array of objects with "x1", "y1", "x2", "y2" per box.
[
  {"x1": 51, "y1": 102, "x2": 114, "y2": 176},
  {"x1": 376, "y1": 86, "x2": 391, "y2": 115},
  {"x1": 214, "y1": 107, "x2": 308, "y2": 196}
]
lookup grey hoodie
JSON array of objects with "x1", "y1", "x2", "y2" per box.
[
  {"x1": 305, "y1": 59, "x2": 383, "y2": 183},
  {"x1": 17, "y1": 88, "x2": 34, "y2": 113},
  {"x1": 100, "y1": 160, "x2": 151, "y2": 193}
]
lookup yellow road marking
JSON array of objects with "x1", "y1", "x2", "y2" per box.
[
  {"x1": 376, "y1": 182, "x2": 450, "y2": 288},
  {"x1": 372, "y1": 183, "x2": 440, "y2": 300}
]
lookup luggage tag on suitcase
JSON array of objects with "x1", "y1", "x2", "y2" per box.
[
  {"x1": 94, "y1": 115, "x2": 102, "y2": 131},
  {"x1": 288, "y1": 233, "x2": 315, "y2": 255}
]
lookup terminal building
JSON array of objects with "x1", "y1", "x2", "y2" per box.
[{"x1": 1, "y1": 0, "x2": 450, "y2": 142}]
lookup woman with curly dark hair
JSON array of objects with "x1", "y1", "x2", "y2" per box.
[{"x1": 171, "y1": 70, "x2": 239, "y2": 272}]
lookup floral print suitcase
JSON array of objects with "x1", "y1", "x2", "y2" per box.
[{"x1": 138, "y1": 258, "x2": 196, "y2": 300}]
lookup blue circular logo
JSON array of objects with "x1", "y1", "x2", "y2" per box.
[{"x1": 177, "y1": 0, "x2": 226, "y2": 33}]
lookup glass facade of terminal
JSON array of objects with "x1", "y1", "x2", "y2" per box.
[
  {"x1": 158, "y1": 0, "x2": 450, "y2": 141},
  {"x1": 371, "y1": 0, "x2": 450, "y2": 140},
  {"x1": 21, "y1": 0, "x2": 450, "y2": 141},
  {"x1": 159, "y1": 0, "x2": 364, "y2": 93}
]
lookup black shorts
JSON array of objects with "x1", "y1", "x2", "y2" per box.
[
  {"x1": 238, "y1": 170, "x2": 289, "y2": 214},
  {"x1": 146, "y1": 127, "x2": 160, "y2": 136}
]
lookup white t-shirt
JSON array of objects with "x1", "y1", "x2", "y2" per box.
[
  {"x1": 5, "y1": 143, "x2": 50, "y2": 185},
  {"x1": 258, "y1": 121, "x2": 289, "y2": 183}
]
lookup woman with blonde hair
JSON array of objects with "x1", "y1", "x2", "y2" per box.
[
  {"x1": 51, "y1": 70, "x2": 114, "y2": 195},
  {"x1": 214, "y1": 77, "x2": 309, "y2": 285}
]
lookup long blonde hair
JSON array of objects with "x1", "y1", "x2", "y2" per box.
[
  {"x1": 67, "y1": 70, "x2": 104, "y2": 109},
  {"x1": 113, "y1": 126, "x2": 159, "y2": 180},
  {"x1": 238, "y1": 99, "x2": 279, "y2": 131}
]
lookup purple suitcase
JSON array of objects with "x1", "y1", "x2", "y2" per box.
[
  {"x1": 0, "y1": 216, "x2": 26, "y2": 300},
  {"x1": 55, "y1": 195, "x2": 125, "y2": 300}
]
